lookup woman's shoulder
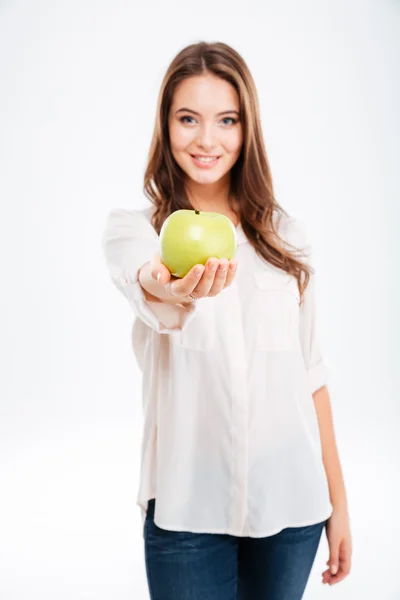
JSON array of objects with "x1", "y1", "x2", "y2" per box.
[
  {"x1": 103, "y1": 204, "x2": 156, "y2": 229},
  {"x1": 102, "y1": 204, "x2": 158, "y2": 244}
]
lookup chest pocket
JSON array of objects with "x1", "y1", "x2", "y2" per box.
[
  {"x1": 169, "y1": 299, "x2": 216, "y2": 351},
  {"x1": 252, "y1": 269, "x2": 300, "y2": 352}
]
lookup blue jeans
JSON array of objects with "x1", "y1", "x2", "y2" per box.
[{"x1": 144, "y1": 498, "x2": 326, "y2": 600}]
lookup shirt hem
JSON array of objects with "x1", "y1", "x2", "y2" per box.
[{"x1": 152, "y1": 506, "x2": 333, "y2": 538}]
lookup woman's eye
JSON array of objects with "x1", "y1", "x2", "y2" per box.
[
  {"x1": 221, "y1": 117, "x2": 237, "y2": 125},
  {"x1": 180, "y1": 116, "x2": 196, "y2": 124},
  {"x1": 179, "y1": 116, "x2": 238, "y2": 126}
]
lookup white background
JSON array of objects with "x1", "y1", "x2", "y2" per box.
[{"x1": 0, "y1": 0, "x2": 399, "y2": 598}]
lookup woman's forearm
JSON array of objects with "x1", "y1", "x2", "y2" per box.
[{"x1": 313, "y1": 385, "x2": 348, "y2": 512}]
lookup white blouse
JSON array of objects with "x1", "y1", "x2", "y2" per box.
[{"x1": 101, "y1": 205, "x2": 334, "y2": 538}]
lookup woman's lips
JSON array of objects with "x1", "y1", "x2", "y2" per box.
[{"x1": 190, "y1": 155, "x2": 221, "y2": 169}]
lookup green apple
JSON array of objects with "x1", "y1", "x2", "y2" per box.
[{"x1": 159, "y1": 209, "x2": 237, "y2": 278}]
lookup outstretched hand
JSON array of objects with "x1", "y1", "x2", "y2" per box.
[{"x1": 149, "y1": 252, "x2": 238, "y2": 300}]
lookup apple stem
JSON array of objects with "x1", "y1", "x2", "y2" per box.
[{"x1": 195, "y1": 209, "x2": 200, "y2": 215}]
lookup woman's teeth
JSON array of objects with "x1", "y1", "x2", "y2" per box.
[{"x1": 194, "y1": 156, "x2": 218, "y2": 162}]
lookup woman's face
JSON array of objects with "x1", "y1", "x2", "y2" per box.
[{"x1": 168, "y1": 74, "x2": 243, "y2": 188}]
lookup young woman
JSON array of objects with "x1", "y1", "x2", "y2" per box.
[{"x1": 102, "y1": 41, "x2": 352, "y2": 600}]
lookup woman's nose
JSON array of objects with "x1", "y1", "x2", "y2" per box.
[{"x1": 196, "y1": 124, "x2": 216, "y2": 150}]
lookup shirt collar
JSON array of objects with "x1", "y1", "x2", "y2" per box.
[{"x1": 236, "y1": 222, "x2": 248, "y2": 245}]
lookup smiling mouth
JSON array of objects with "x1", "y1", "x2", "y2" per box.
[
  {"x1": 189, "y1": 155, "x2": 221, "y2": 169},
  {"x1": 190, "y1": 154, "x2": 221, "y2": 161}
]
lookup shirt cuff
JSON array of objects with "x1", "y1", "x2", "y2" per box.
[
  {"x1": 308, "y1": 359, "x2": 333, "y2": 395},
  {"x1": 120, "y1": 270, "x2": 200, "y2": 334}
]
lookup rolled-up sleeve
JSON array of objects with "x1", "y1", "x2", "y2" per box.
[
  {"x1": 287, "y1": 218, "x2": 333, "y2": 394},
  {"x1": 101, "y1": 208, "x2": 199, "y2": 333}
]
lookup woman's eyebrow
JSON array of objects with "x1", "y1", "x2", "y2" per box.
[{"x1": 175, "y1": 108, "x2": 240, "y2": 116}]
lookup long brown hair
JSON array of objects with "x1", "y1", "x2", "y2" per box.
[{"x1": 143, "y1": 41, "x2": 312, "y2": 304}]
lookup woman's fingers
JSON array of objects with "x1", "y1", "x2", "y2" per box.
[
  {"x1": 149, "y1": 252, "x2": 238, "y2": 299},
  {"x1": 194, "y1": 258, "x2": 221, "y2": 297},
  {"x1": 222, "y1": 259, "x2": 237, "y2": 288},
  {"x1": 168, "y1": 264, "x2": 205, "y2": 297},
  {"x1": 206, "y1": 259, "x2": 229, "y2": 296},
  {"x1": 206, "y1": 259, "x2": 238, "y2": 296},
  {"x1": 193, "y1": 258, "x2": 238, "y2": 298}
]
